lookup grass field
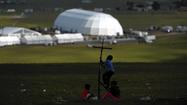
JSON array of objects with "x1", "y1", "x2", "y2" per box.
[
  {"x1": 116, "y1": 12, "x2": 187, "y2": 29},
  {"x1": 0, "y1": 63, "x2": 187, "y2": 105},
  {"x1": 0, "y1": 34, "x2": 187, "y2": 63},
  {"x1": 1, "y1": 11, "x2": 187, "y2": 29},
  {"x1": 0, "y1": 5, "x2": 187, "y2": 104},
  {"x1": 0, "y1": 33, "x2": 187, "y2": 105}
]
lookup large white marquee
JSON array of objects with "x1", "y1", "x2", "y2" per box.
[{"x1": 54, "y1": 9, "x2": 123, "y2": 36}]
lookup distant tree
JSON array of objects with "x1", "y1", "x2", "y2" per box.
[
  {"x1": 173, "y1": 0, "x2": 182, "y2": 8},
  {"x1": 136, "y1": 4, "x2": 145, "y2": 8},
  {"x1": 152, "y1": 1, "x2": 160, "y2": 11},
  {"x1": 173, "y1": 0, "x2": 187, "y2": 9},
  {"x1": 181, "y1": 0, "x2": 187, "y2": 6},
  {"x1": 126, "y1": 1, "x2": 134, "y2": 10},
  {"x1": 115, "y1": 6, "x2": 121, "y2": 11}
]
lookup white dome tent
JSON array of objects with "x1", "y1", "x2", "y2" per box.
[{"x1": 54, "y1": 9, "x2": 123, "y2": 36}]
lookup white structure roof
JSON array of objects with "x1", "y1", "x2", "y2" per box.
[
  {"x1": 54, "y1": 9, "x2": 123, "y2": 36},
  {"x1": 21, "y1": 35, "x2": 53, "y2": 45},
  {"x1": 0, "y1": 36, "x2": 20, "y2": 47},
  {"x1": 53, "y1": 33, "x2": 84, "y2": 44},
  {"x1": 0, "y1": 27, "x2": 41, "y2": 37}
]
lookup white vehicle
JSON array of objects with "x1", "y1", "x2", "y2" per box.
[
  {"x1": 144, "y1": 35, "x2": 156, "y2": 43},
  {"x1": 176, "y1": 26, "x2": 187, "y2": 32},
  {"x1": 161, "y1": 26, "x2": 173, "y2": 33}
]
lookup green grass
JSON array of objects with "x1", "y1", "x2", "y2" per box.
[
  {"x1": 0, "y1": 34, "x2": 187, "y2": 63},
  {"x1": 1, "y1": 11, "x2": 187, "y2": 29},
  {"x1": 115, "y1": 12, "x2": 187, "y2": 29},
  {"x1": 0, "y1": 63, "x2": 187, "y2": 105},
  {"x1": 0, "y1": 12, "x2": 58, "y2": 27},
  {"x1": 113, "y1": 34, "x2": 187, "y2": 63}
]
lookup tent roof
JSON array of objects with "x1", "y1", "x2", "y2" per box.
[
  {"x1": 54, "y1": 33, "x2": 84, "y2": 39},
  {"x1": 62, "y1": 9, "x2": 111, "y2": 18},
  {"x1": 54, "y1": 9, "x2": 123, "y2": 36},
  {"x1": 22, "y1": 35, "x2": 53, "y2": 40},
  {"x1": 0, "y1": 27, "x2": 22, "y2": 34},
  {"x1": 0, "y1": 27, "x2": 41, "y2": 36}
]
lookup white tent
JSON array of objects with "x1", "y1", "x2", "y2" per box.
[
  {"x1": 161, "y1": 26, "x2": 173, "y2": 33},
  {"x1": 0, "y1": 36, "x2": 20, "y2": 47},
  {"x1": 53, "y1": 33, "x2": 84, "y2": 44},
  {"x1": 0, "y1": 27, "x2": 42, "y2": 38},
  {"x1": 21, "y1": 35, "x2": 53, "y2": 45},
  {"x1": 54, "y1": 9, "x2": 123, "y2": 36}
]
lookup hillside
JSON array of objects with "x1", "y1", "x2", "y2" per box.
[{"x1": 0, "y1": 0, "x2": 177, "y2": 10}]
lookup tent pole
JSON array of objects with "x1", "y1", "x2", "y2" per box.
[
  {"x1": 88, "y1": 37, "x2": 112, "y2": 100},
  {"x1": 98, "y1": 38, "x2": 104, "y2": 100}
]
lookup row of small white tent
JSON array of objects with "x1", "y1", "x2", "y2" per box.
[{"x1": 0, "y1": 33, "x2": 84, "y2": 47}]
